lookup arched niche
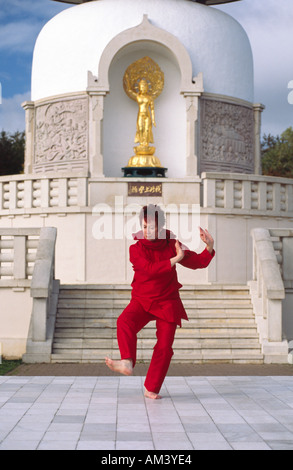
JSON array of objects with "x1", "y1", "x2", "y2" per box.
[
  {"x1": 104, "y1": 43, "x2": 186, "y2": 177},
  {"x1": 87, "y1": 15, "x2": 203, "y2": 177}
]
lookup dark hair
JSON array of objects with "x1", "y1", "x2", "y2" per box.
[{"x1": 139, "y1": 204, "x2": 165, "y2": 229}]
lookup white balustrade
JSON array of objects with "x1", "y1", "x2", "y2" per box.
[
  {"x1": 0, "y1": 174, "x2": 88, "y2": 212},
  {"x1": 0, "y1": 228, "x2": 41, "y2": 284},
  {"x1": 203, "y1": 172, "x2": 293, "y2": 215}
]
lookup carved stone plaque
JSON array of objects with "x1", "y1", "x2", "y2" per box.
[
  {"x1": 200, "y1": 98, "x2": 254, "y2": 174},
  {"x1": 34, "y1": 98, "x2": 88, "y2": 171}
]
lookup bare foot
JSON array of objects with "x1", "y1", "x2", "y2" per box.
[
  {"x1": 144, "y1": 388, "x2": 162, "y2": 400},
  {"x1": 105, "y1": 357, "x2": 133, "y2": 376}
]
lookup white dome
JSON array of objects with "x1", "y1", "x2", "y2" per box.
[{"x1": 32, "y1": 0, "x2": 254, "y2": 102}]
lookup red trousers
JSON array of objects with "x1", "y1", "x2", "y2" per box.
[{"x1": 117, "y1": 300, "x2": 177, "y2": 394}]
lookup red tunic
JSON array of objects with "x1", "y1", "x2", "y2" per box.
[{"x1": 129, "y1": 229, "x2": 215, "y2": 327}]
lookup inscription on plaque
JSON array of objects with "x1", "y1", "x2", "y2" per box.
[{"x1": 128, "y1": 182, "x2": 162, "y2": 197}]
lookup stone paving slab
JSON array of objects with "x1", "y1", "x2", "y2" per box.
[{"x1": 1, "y1": 374, "x2": 293, "y2": 450}]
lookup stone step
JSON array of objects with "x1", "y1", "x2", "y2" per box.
[
  {"x1": 57, "y1": 289, "x2": 252, "y2": 300},
  {"x1": 54, "y1": 316, "x2": 257, "y2": 327},
  {"x1": 57, "y1": 284, "x2": 252, "y2": 298},
  {"x1": 58, "y1": 284, "x2": 250, "y2": 292},
  {"x1": 52, "y1": 337, "x2": 261, "y2": 350},
  {"x1": 55, "y1": 307, "x2": 254, "y2": 319},
  {"x1": 56, "y1": 300, "x2": 253, "y2": 311},
  {"x1": 51, "y1": 349, "x2": 264, "y2": 364},
  {"x1": 54, "y1": 328, "x2": 259, "y2": 340},
  {"x1": 53, "y1": 329, "x2": 260, "y2": 344},
  {"x1": 54, "y1": 330, "x2": 259, "y2": 341},
  {"x1": 55, "y1": 310, "x2": 255, "y2": 326},
  {"x1": 51, "y1": 284, "x2": 263, "y2": 364}
]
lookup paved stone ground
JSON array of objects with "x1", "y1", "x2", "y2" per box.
[{"x1": 1, "y1": 363, "x2": 293, "y2": 451}]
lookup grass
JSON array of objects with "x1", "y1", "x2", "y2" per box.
[{"x1": 0, "y1": 359, "x2": 22, "y2": 375}]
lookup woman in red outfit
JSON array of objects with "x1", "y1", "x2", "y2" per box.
[{"x1": 105, "y1": 204, "x2": 215, "y2": 399}]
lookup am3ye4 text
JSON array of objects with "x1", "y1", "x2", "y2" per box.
[{"x1": 101, "y1": 454, "x2": 192, "y2": 467}]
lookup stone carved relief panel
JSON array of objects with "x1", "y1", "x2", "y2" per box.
[
  {"x1": 34, "y1": 98, "x2": 88, "y2": 172},
  {"x1": 200, "y1": 98, "x2": 254, "y2": 174}
]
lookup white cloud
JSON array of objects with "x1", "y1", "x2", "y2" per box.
[
  {"x1": 1, "y1": 0, "x2": 69, "y2": 19},
  {"x1": 0, "y1": 21, "x2": 43, "y2": 54},
  {"x1": 0, "y1": 0, "x2": 70, "y2": 54},
  {"x1": 242, "y1": 1, "x2": 293, "y2": 136},
  {"x1": 0, "y1": 92, "x2": 30, "y2": 133},
  {"x1": 215, "y1": 0, "x2": 293, "y2": 136}
]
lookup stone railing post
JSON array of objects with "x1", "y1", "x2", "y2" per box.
[
  {"x1": 23, "y1": 227, "x2": 59, "y2": 363},
  {"x1": 250, "y1": 228, "x2": 288, "y2": 363},
  {"x1": 252, "y1": 228, "x2": 285, "y2": 341},
  {"x1": 29, "y1": 227, "x2": 58, "y2": 343}
]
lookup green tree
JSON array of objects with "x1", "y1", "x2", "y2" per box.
[
  {"x1": 261, "y1": 127, "x2": 293, "y2": 178},
  {"x1": 0, "y1": 131, "x2": 25, "y2": 176}
]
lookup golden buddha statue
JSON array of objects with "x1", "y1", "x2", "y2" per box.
[{"x1": 123, "y1": 57, "x2": 164, "y2": 168}]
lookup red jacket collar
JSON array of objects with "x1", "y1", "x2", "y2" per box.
[{"x1": 132, "y1": 229, "x2": 176, "y2": 250}]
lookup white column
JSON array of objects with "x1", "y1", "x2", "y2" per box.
[
  {"x1": 87, "y1": 92, "x2": 107, "y2": 177},
  {"x1": 203, "y1": 176, "x2": 216, "y2": 208},
  {"x1": 22, "y1": 101, "x2": 35, "y2": 174},
  {"x1": 224, "y1": 179, "x2": 234, "y2": 209},
  {"x1": 242, "y1": 180, "x2": 252, "y2": 210},
  {"x1": 8, "y1": 181, "x2": 17, "y2": 210},
  {"x1": 183, "y1": 92, "x2": 203, "y2": 177},
  {"x1": 13, "y1": 235, "x2": 26, "y2": 279},
  {"x1": 253, "y1": 103, "x2": 265, "y2": 175},
  {"x1": 182, "y1": 72, "x2": 203, "y2": 177},
  {"x1": 40, "y1": 179, "x2": 50, "y2": 208}
]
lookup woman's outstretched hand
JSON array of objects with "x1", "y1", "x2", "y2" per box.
[
  {"x1": 175, "y1": 240, "x2": 184, "y2": 261},
  {"x1": 170, "y1": 240, "x2": 185, "y2": 267},
  {"x1": 199, "y1": 227, "x2": 214, "y2": 254},
  {"x1": 170, "y1": 229, "x2": 214, "y2": 268}
]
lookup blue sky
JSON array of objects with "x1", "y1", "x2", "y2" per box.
[{"x1": 0, "y1": 0, "x2": 292, "y2": 138}]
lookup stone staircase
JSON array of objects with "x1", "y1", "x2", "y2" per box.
[{"x1": 51, "y1": 284, "x2": 264, "y2": 364}]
